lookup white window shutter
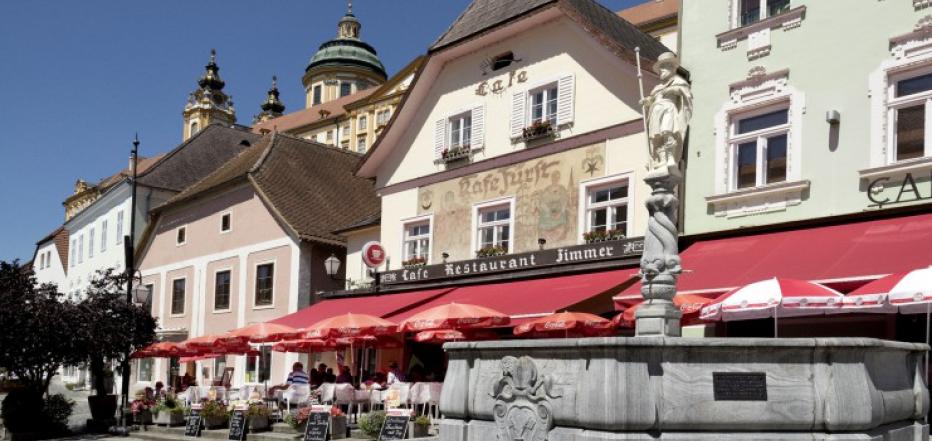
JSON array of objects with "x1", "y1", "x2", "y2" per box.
[
  {"x1": 510, "y1": 91, "x2": 526, "y2": 139},
  {"x1": 471, "y1": 105, "x2": 485, "y2": 149},
  {"x1": 556, "y1": 74, "x2": 575, "y2": 126},
  {"x1": 434, "y1": 118, "x2": 446, "y2": 160}
]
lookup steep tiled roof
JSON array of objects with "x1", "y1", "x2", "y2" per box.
[
  {"x1": 617, "y1": 0, "x2": 678, "y2": 28},
  {"x1": 430, "y1": 0, "x2": 670, "y2": 60},
  {"x1": 136, "y1": 124, "x2": 260, "y2": 192},
  {"x1": 160, "y1": 134, "x2": 379, "y2": 246},
  {"x1": 35, "y1": 226, "x2": 70, "y2": 272},
  {"x1": 96, "y1": 153, "x2": 166, "y2": 192},
  {"x1": 333, "y1": 212, "x2": 381, "y2": 235},
  {"x1": 252, "y1": 88, "x2": 376, "y2": 135}
]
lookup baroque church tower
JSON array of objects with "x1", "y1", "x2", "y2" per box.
[
  {"x1": 302, "y1": 2, "x2": 387, "y2": 108},
  {"x1": 182, "y1": 49, "x2": 236, "y2": 141},
  {"x1": 253, "y1": 76, "x2": 286, "y2": 125}
]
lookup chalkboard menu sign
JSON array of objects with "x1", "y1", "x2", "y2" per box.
[
  {"x1": 302, "y1": 405, "x2": 331, "y2": 441},
  {"x1": 228, "y1": 408, "x2": 248, "y2": 441},
  {"x1": 378, "y1": 409, "x2": 411, "y2": 441},
  {"x1": 185, "y1": 406, "x2": 203, "y2": 437}
]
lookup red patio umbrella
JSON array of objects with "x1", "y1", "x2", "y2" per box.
[
  {"x1": 135, "y1": 342, "x2": 197, "y2": 358},
  {"x1": 514, "y1": 311, "x2": 612, "y2": 337},
  {"x1": 613, "y1": 294, "x2": 714, "y2": 328},
  {"x1": 303, "y1": 313, "x2": 398, "y2": 339},
  {"x1": 218, "y1": 322, "x2": 301, "y2": 344},
  {"x1": 271, "y1": 338, "x2": 337, "y2": 353},
  {"x1": 414, "y1": 329, "x2": 499, "y2": 344},
  {"x1": 335, "y1": 335, "x2": 404, "y2": 349},
  {"x1": 182, "y1": 333, "x2": 247, "y2": 350},
  {"x1": 398, "y1": 302, "x2": 510, "y2": 332}
]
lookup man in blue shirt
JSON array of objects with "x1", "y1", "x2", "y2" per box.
[{"x1": 287, "y1": 362, "x2": 310, "y2": 385}]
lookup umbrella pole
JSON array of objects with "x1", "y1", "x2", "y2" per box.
[
  {"x1": 926, "y1": 302, "x2": 930, "y2": 382},
  {"x1": 773, "y1": 306, "x2": 778, "y2": 338}
]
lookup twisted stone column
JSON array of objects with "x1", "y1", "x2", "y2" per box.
[{"x1": 636, "y1": 167, "x2": 683, "y2": 337}]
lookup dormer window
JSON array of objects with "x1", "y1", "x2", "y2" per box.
[{"x1": 492, "y1": 52, "x2": 516, "y2": 71}]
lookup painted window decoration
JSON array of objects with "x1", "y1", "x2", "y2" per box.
[
  {"x1": 739, "y1": 0, "x2": 791, "y2": 27},
  {"x1": 215, "y1": 270, "x2": 231, "y2": 311},
  {"x1": 137, "y1": 358, "x2": 153, "y2": 382},
  {"x1": 584, "y1": 182, "x2": 629, "y2": 242},
  {"x1": 221, "y1": 213, "x2": 231, "y2": 232},
  {"x1": 890, "y1": 70, "x2": 932, "y2": 163},
  {"x1": 171, "y1": 279, "x2": 185, "y2": 315},
  {"x1": 403, "y1": 222, "x2": 430, "y2": 266},
  {"x1": 116, "y1": 211, "x2": 124, "y2": 245},
  {"x1": 176, "y1": 227, "x2": 186, "y2": 245},
  {"x1": 729, "y1": 107, "x2": 789, "y2": 190},
  {"x1": 100, "y1": 220, "x2": 107, "y2": 252},
  {"x1": 477, "y1": 204, "x2": 511, "y2": 256},
  {"x1": 255, "y1": 263, "x2": 274, "y2": 306}
]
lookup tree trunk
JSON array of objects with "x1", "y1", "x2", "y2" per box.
[{"x1": 90, "y1": 356, "x2": 107, "y2": 396}]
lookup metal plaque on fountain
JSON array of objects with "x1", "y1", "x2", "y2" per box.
[{"x1": 713, "y1": 372, "x2": 768, "y2": 401}]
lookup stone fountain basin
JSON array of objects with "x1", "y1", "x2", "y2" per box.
[{"x1": 439, "y1": 337, "x2": 928, "y2": 438}]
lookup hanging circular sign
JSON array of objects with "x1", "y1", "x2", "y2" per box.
[{"x1": 362, "y1": 241, "x2": 387, "y2": 268}]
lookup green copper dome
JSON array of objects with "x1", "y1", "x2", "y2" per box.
[
  {"x1": 305, "y1": 9, "x2": 386, "y2": 80},
  {"x1": 306, "y1": 38, "x2": 387, "y2": 79}
]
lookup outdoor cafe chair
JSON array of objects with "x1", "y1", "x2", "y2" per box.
[
  {"x1": 427, "y1": 382, "x2": 443, "y2": 419},
  {"x1": 318, "y1": 382, "x2": 336, "y2": 405},
  {"x1": 410, "y1": 383, "x2": 429, "y2": 415},
  {"x1": 284, "y1": 384, "x2": 311, "y2": 413},
  {"x1": 386, "y1": 382, "x2": 411, "y2": 409},
  {"x1": 334, "y1": 384, "x2": 359, "y2": 421},
  {"x1": 368, "y1": 388, "x2": 383, "y2": 412}
]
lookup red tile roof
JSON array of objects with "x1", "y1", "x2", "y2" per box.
[
  {"x1": 617, "y1": 0, "x2": 678, "y2": 28},
  {"x1": 252, "y1": 89, "x2": 377, "y2": 135}
]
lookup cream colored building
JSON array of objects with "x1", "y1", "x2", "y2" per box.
[
  {"x1": 352, "y1": 0, "x2": 673, "y2": 287},
  {"x1": 618, "y1": 0, "x2": 679, "y2": 53}
]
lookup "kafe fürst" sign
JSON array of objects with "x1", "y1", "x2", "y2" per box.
[{"x1": 380, "y1": 237, "x2": 643, "y2": 285}]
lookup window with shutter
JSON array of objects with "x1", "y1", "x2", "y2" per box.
[
  {"x1": 510, "y1": 91, "x2": 527, "y2": 138},
  {"x1": 434, "y1": 119, "x2": 446, "y2": 160},
  {"x1": 556, "y1": 74, "x2": 575, "y2": 126},
  {"x1": 471, "y1": 105, "x2": 485, "y2": 149}
]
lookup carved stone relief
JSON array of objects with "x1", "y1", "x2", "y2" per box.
[{"x1": 490, "y1": 356, "x2": 562, "y2": 441}]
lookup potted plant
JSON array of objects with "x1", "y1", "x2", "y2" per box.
[
  {"x1": 402, "y1": 256, "x2": 427, "y2": 268},
  {"x1": 476, "y1": 245, "x2": 507, "y2": 258},
  {"x1": 413, "y1": 415, "x2": 431, "y2": 438},
  {"x1": 330, "y1": 405, "x2": 347, "y2": 440},
  {"x1": 153, "y1": 394, "x2": 186, "y2": 426},
  {"x1": 228, "y1": 399, "x2": 272, "y2": 432},
  {"x1": 130, "y1": 391, "x2": 155, "y2": 425},
  {"x1": 284, "y1": 406, "x2": 312, "y2": 433},
  {"x1": 358, "y1": 411, "x2": 386, "y2": 440},
  {"x1": 522, "y1": 119, "x2": 554, "y2": 141},
  {"x1": 200, "y1": 399, "x2": 229, "y2": 429}
]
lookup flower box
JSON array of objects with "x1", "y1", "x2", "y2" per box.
[
  {"x1": 153, "y1": 410, "x2": 185, "y2": 426},
  {"x1": 203, "y1": 414, "x2": 228, "y2": 430},
  {"x1": 583, "y1": 230, "x2": 625, "y2": 244},
  {"x1": 440, "y1": 145, "x2": 471, "y2": 163},
  {"x1": 331, "y1": 415, "x2": 347, "y2": 439},
  {"x1": 476, "y1": 246, "x2": 507, "y2": 258},
  {"x1": 402, "y1": 256, "x2": 427, "y2": 268},
  {"x1": 247, "y1": 415, "x2": 270, "y2": 432},
  {"x1": 522, "y1": 120, "x2": 554, "y2": 142}
]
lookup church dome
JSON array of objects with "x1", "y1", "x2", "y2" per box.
[{"x1": 305, "y1": 7, "x2": 386, "y2": 81}]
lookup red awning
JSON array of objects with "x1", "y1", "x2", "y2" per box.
[
  {"x1": 387, "y1": 269, "x2": 638, "y2": 324},
  {"x1": 269, "y1": 288, "x2": 452, "y2": 329},
  {"x1": 616, "y1": 212, "x2": 932, "y2": 301}
]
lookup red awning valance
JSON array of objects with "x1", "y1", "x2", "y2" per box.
[
  {"x1": 616, "y1": 212, "x2": 932, "y2": 302},
  {"x1": 387, "y1": 269, "x2": 638, "y2": 325},
  {"x1": 269, "y1": 288, "x2": 452, "y2": 329}
]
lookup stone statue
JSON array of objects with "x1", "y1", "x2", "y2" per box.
[
  {"x1": 635, "y1": 51, "x2": 693, "y2": 337},
  {"x1": 641, "y1": 52, "x2": 692, "y2": 173}
]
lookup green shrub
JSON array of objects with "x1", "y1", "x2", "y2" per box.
[
  {"x1": 0, "y1": 389, "x2": 74, "y2": 435},
  {"x1": 358, "y1": 411, "x2": 386, "y2": 438},
  {"x1": 414, "y1": 415, "x2": 431, "y2": 426}
]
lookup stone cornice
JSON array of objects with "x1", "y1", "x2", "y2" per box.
[{"x1": 716, "y1": 6, "x2": 806, "y2": 49}]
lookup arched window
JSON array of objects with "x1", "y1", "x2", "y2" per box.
[{"x1": 190, "y1": 121, "x2": 199, "y2": 136}]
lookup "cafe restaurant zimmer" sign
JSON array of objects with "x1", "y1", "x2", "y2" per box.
[{"x1": 380, "y1": 238, "x2": 643, "y2": 285}]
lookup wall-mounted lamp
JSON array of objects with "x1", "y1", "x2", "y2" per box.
[
  {"x1": 442, "y1": 252, "x2": 450, "y2": 263},
  {"x1": 826, "y1": 110, "x2": 841, "y2": 125},
  {"x1": 324, "y1": 254, "x2": 342, "y2": 280}
]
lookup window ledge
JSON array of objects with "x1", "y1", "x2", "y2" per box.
[
  {"x1": 717, "y1": 6, "x2": 806, "y2": 52},
  {"x1": 212, "y1": 308, "x2": 232, "y2": 314},
  {"x1": 859, "y1": 156, "x2": 932, "y2": 180},
  {"x1": 252, "y1": 304, "x2": 276, "y2": 310},
  {"x1": 705, "y1": 179, "x2": 810, "y2": 218}
]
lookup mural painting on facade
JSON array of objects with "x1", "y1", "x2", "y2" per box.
[{"x1": 419, "y1": 144, "x2": 605, "y2": 262}]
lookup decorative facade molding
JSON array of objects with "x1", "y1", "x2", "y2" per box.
[
  {"x1": 916, "y1": 0, "x2": 932, "y2": 11},
  {"x1": 859, "y1": 155, "x2": 932, "y2": 180},
  {"x1": 717, "y1": 6, "x2": 806, "y2": 60},
  {"x1": 490, "y1": 356, "x2": 561, "y2": 441},
  {"x1": 705, "y1": 179, "x2": 810, "y2": 218}
]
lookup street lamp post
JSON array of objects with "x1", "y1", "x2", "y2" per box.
[{"x1": 118, "y1": 134, "x2": 141, "y2": 428}]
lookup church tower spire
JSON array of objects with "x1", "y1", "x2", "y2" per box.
[
  {"x1": 253, "y1": 75, "x2": 286, "y2": 125},
  {"x1": 182, "y1": 49, "x2": 236, "y2": 141},
  {"x1": 338, "y1": 1, "x2": 360, "y2": 39}
]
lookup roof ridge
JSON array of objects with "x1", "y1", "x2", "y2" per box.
[
  {"x1": 273, "y1": 132, "x2": 366, "y2": 158},
  {"x1": 431, "y1": 0, "x2": 481, "y2": 48},
  {"x1": 249, "y1": 132, "x2": 278, "y2": 174}
]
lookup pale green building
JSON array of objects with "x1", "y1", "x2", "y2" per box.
[{"x1": 680, "y1": 0, "x2": 932, "y2": 235}]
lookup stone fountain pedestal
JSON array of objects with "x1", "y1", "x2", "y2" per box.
[{"x1": 438, "y1": 337, "x2": 929, "y2": 441}]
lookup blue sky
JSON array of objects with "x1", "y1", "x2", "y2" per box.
[{"x1": 0, "y1": 0, "x2": 643, "y2": 262}]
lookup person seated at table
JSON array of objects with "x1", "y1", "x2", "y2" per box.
[
  {"x1": 269, "y1": 362, "x2": 310, "y2": 395},
  {"x1": 179, "y1": 372, "x2": 195, "y2": 391},
  {"x1": 310, "y1": 363, "x2": 328, "y2": 387},
  {"x1": 324, "y1": 367, "x2": 336, "y2": 383},
  {"x1": 154, "y1": 381, "x2": 165, "y2": 399},
  {"x1": 335, "y1": 366, "x2": 353, "y2": 384},
  {"x1": 387, "y1": 362, "x2": 405, "y2": 385}
]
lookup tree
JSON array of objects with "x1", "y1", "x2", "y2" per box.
[
  {"x1": 73, "y1": 268, "x2": 157, "y2": 397},
  {"x1": 0, "y1": 260, "x2": 83, "y2": 395}
]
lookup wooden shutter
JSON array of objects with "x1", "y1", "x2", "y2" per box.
[
  {"x1": 556, "y1": 74, "x2": 575, "y2": 126},
  {"x1": 471, "y1": 105, "x2": 485, "y2": 149},
  {"x1": 510, "y1": 91, "x2": 527, "y2": 139},
  {"x1": 434, "y1": 118, "x2": 446, "y2": 160}
]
